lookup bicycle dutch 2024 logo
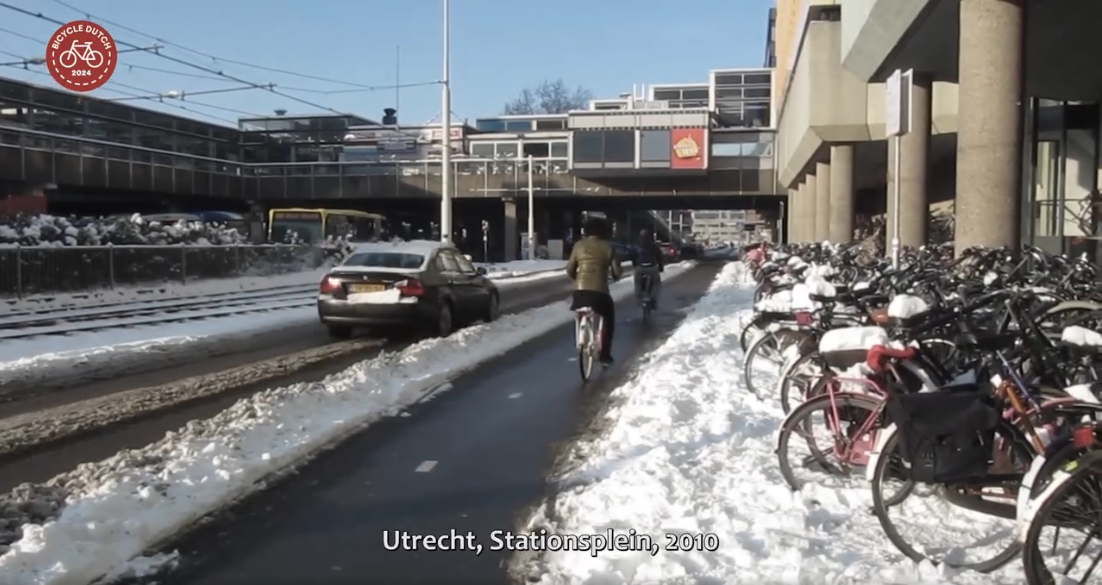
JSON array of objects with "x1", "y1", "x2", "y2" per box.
[{"x1": 45, "y1": 20, "x2": 118, "y2": 92}]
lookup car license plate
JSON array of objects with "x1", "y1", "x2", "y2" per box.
[{"x1": 348, "y1": 283, "x2": 385, "y2": 293}]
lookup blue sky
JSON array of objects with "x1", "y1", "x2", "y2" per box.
[{"x1": 0, "y1": 0, "x2": 772, "y2": 128}]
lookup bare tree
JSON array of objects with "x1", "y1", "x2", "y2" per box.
[{"x1": 503, "y1": 79, "x2": 592, "y2": 115}]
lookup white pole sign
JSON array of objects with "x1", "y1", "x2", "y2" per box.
[{"x1": 885, "y1": 69, "x2": 914, "y2": 269}]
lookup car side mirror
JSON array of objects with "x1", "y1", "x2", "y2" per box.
[{"x1": 476, "y1": 266, "x2": 487, "y2": 276}]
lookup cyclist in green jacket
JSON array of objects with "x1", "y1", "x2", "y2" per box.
[{"x1": 566, "y1": 216, "x2": 623, "y2": 365}]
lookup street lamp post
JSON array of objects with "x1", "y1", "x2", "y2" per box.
[
  {"x1": 526, "y1": 155, "x2": 536, "y2": 259},
  {"x1": 439, "y1": 0, "x2": 452, "y2": 245}
]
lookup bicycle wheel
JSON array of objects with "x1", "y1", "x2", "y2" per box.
[
  {"x1": 579, "y1": 345, "x2": 594, "y2": 381},
  {"x1": 776, "y1": 392, "x2": 884, "y2": 491},
  {"x1": 778, "y1": 350, "x2": 822, "y2": 414},
  {"x1": 642, "y1": 302, "x2": 651, "y2": 323},
  {"x1": 743, "y1": 333, "x2": 783, "y2": 398},
  {"x1": 1022, "y1": 451, "x2": 1102, "y2": 585},
  {"x1": 870, "y1": 419, "x2": 1034, "y2": 573}
]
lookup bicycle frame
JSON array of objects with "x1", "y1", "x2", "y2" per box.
[{"x1": 574, "y1": 309, "x2": 604, "y2": 352}]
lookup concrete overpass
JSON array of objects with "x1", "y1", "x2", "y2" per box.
[{"x1": 773, "y1": 0, "x2": 1102, "y2": 257}]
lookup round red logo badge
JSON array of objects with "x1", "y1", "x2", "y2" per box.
[{"x1": 45, "y1": 20, "x2": 117, "y2": 92}]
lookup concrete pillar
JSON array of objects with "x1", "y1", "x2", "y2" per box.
[
  {"x1": 804, "y1": 174, "x2": 818, "y2": 243},
  {"x1": 787, "y1": 187, "x2": 799, "y2": 244},
  {"x1": 955, "y1": 0, "x2": 1024, "y2": 254},
  {"x1": 815, "y1": 162, "x2": 831, "y2": 242},
  {"x1": 900, "y1": 74, "x2": 932, "y2": 248},
  {"x1": 503, "y1": 199, "x2": 518, "y2": 261},
  {"x1": 828, "y1": 145, "x2": 856, "y2": 243}
]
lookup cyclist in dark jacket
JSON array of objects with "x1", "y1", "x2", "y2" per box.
[{"x1": 633, "y1": 229, "x2": 664, "y2": 309}]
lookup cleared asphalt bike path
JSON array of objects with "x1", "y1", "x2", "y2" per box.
[{"x1": 143, "y1": 264, "x2": 722, "y2": 585}]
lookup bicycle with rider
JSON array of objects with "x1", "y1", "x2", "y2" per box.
[
  {"x1": 632, "y1": 229, "x2": 665, "y2": 310},
  {"x1": 566, "y1": 216, "x2": 622, "y2": 365}
]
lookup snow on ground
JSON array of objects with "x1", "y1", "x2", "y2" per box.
[
  {"x1": 0, "y1": 214, "x2": 246, "y2": 247},
  {"x1": 2, "y1": 259, "x2": 568, "y2": 316},
  {"x1": 523, "y1": 262, "x2": 1017, "y2": 585},
  {"x1": 0, "y1": 270, "x2": 329, "y2": 316},
  {"x1": 0, "y1": 306, "x2": 317, "y2": 390},
  {"x1": 0, "y1": 271, "x2": 579, "y2": 390},
  {"x1": 0, "y1": 262, "x2": 699, "y2": 585},
  {"x1": 480, "y1": 259, "x2": 567, "y2": 279}
]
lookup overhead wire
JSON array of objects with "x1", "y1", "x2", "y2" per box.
[
  {"x1": 1, "y1": 64, "x2": 258, "y2": 124},
  {"x1": 47, "y1": 0, "x2": 436, "y2": 91},
  {"x1": 0, "y1": 1, "x2": 353, "y2": 116}
]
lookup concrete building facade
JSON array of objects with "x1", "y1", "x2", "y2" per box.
[{"x1": 774, "y1": 0, "x2": 1102, "y2": 258}]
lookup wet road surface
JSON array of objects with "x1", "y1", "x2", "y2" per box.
[{"x1": 145, "y1": 263, "x2": 722, "y2": 585}]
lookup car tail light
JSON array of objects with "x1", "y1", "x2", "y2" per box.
[
  {"x1": 396, "y1": 278, "x2": 425, "y2": 297},
  {"x1": 319, "y1": 276, "x2": 341, "y2": 294}
]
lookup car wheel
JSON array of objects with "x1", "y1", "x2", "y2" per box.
[
  {"x1": 327, "y1": 325, "x2": 353, "y2": 339},
  {"x1": 435, "y1": 302, "x2": 454, "y2": 338},
  {"x1": 485, "y1": 293, "x2": 500, "y2": 322}
]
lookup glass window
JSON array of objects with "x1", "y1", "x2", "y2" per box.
[
  {"x1": 715, "y1": 87, "x2": 742, "y2": 99},
  {"x1": 744, "y1": 87, "x2": 770, "y2": 99},
  {"x1": 135, "y1": 109, "x2": 175, "y2": 130},
  {"x1": 653, "y1": 90, "x2": 680, "y2": 101},
  {"x1": 0, "y1": 100, "x2": 27, "y2": 126},
  {"x1": 178, "y1": 135, "x2": 211, "y2": 157},
  {"x1": 435, "y1": 250, "x2": 460, "y2": 272},
  {"x1": 476, "y1": 119, "x2": 506, "y2": 132},
  {"x1": 522, "y1": 141, "x2": 549, "y2": 158},
  {"x1": 0, "y1": 79, "x2": 30, "y2": 101},
  {"x1": 572, "y1": 131, "x2": 602, "y2": 163},
  {"x1": 31, "y1": 109, "x2": 83, "y2": 135},
  {"x1": 343, "y1": 252, "x2": 424, "y2": 269},
  {"x1": 535, "y1": 119, "x2": 565, "y2": 130},
  {"x1": 640, "y1": 130, "x2": 670, "y2": 162},
  {"x1": 550, "y1": 141, "x2": 568, "y2": 158},
  {"x1": 136, "y1": 127, "x2": 173, "y2": 151},
  {"x1": 452, "y1": 251, "x2": 477, "y2": 274},
  {"x1": 32, "y1": 88, "x2": 79, "y2": 110},
  {"x1": 602, "y1": 130, "x2": 634, "y2": 163},
  {"x1": 744, "y1": 73, "x2": 772, "y2": 85},
  {"x1": 711, "y1": 143, "x2": 744, "y2": 157},
  {"x1": 494, "y1": 142, "x2": 519, "y2": 158},
  {"x1": 504, "y1": 120, "x2": 532, "y2": 131},
  {"x1": 470, "y1": 143, "x2": 494, "y2": 157},
  {"x1": 683, "y1": 89, "x2": 708, "y2": 100},
  {"x1": 714, "y1": 74, "x2": 742, "y2": 85},
  {"x1": 744, "y1": 104, "x2": 771, "y2": 127}
]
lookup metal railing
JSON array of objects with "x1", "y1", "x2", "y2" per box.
[{"x1": 0, "y1": 244, "x2": 328, "y2": 298}]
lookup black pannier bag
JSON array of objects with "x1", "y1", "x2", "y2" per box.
[{"x1": 885, "y1": 388, "x2": 1000, "y2": 483}]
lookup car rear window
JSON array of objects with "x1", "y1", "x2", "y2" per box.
[{"x1": 343, "y1": 252, "x2": 425, "y2": 269}]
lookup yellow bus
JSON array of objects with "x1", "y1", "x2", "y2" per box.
[{"x1": 267, "y1": 208, "x2": 386, "y2": 244}]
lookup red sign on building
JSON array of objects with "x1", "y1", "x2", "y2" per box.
[{"x1": 669, "y1": 129, "x2": 706, "y2": 170}]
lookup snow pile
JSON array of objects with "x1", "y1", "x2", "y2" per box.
[
  {"x1": 0, "y1": 270, "x2": 329, "y2": 316},
  {"x1": 1063, "y1": 325, "x2": 1102, "y2": 347},
  {"x1": 522, "y1": 262, "x2": 1009, "y2": 585},
  {"x1": 477, "y1": 259, "x2": 566, "y2": 279},
  {"x1": 888, "y1": 294, "x2": 930, "y2": 320},
  {"x1": 0, "y1": 263, "x2": 697, "y2": 585},
  {"x1": 0, "y1": 214, "x2": 245, "y2": 247},
  {"x1": 818, "y1": 325, "x2": 890, "y2": 353}
]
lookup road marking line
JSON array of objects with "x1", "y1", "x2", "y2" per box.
[
  {"x1": 508, "y1": 392, "x2": 522, "y2": 399},
  {"x1": 415, "y1": 460, "x2": 438, "y2": 473}
]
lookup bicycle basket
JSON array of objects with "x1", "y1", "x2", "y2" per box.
[{"x1": 885, "y1": 388, "x2": 1000, "y2": 483}]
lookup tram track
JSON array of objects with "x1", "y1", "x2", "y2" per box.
[
  {"x1": 0, "y1": 282, "x2": 318, "y2": 322},
  {"x1": 0, "y1": 284, "x2": 316, "y2": 332},
  {"x1": 0, "y1": 274, "x2": 589, "y2": 491}
]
